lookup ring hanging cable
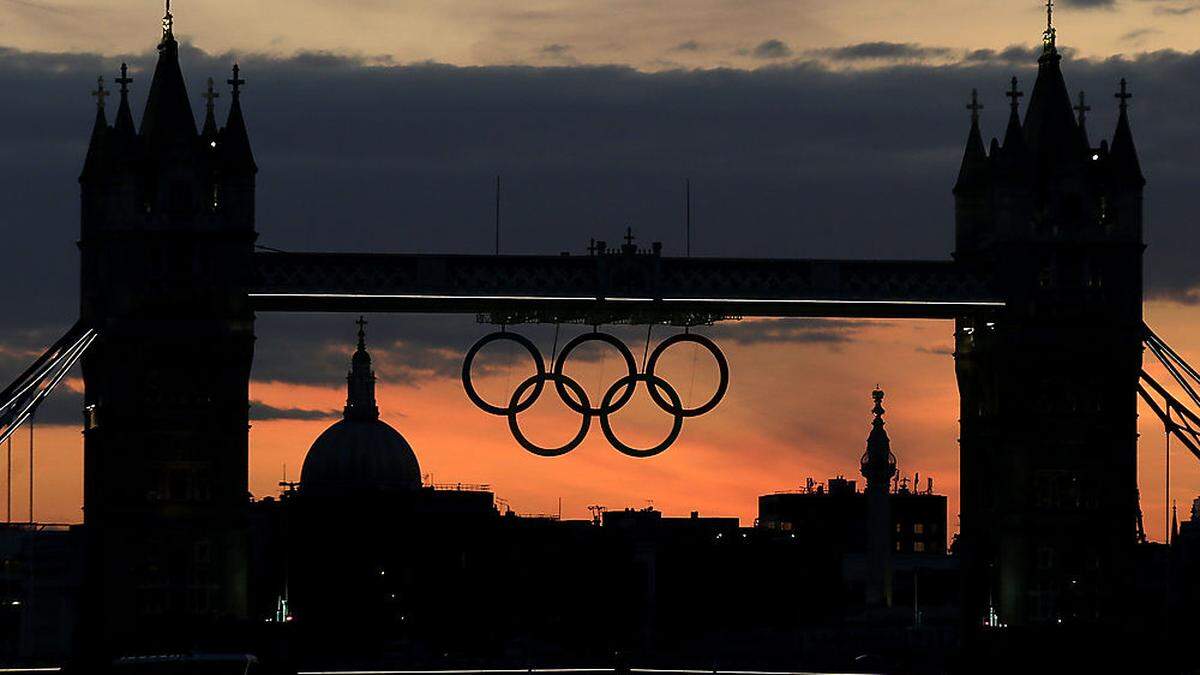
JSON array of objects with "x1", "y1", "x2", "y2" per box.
[
  {"x1": 642, "y1": 324, "x2": 653, "y2": 372},
  {"x1": 1166, "y1": 411, "x2": 1172, "y2": 543}
]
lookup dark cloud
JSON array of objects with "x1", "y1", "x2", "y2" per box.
[
  {"x1": 812, "y1": 41, "x2": 953, "y2": 62},
  {"x1": 751, "y1": 39, "x2": 792, "y2": 59},
  {"x1": 249, "y1": 401, "x2": 339, "y2": 422},
  {"x1": 915, "y1": 345, "x2": 954, "y2": 356},
  {"x1": 1060, "y1": 0, "x2": 1116, "y2": 8},
  {"x1": 670, "y1": 40, "x2": 703, "y2": 53},
  {"x1": 1121, "y1": 28, "x2": 1162, "y2": 42},
  {"x1": 1, "y1": 41, "x2": 1198, "y2": 393},
  {"x1": 706, "y1": 319, "x2": 862, "y2": 346},
  {"x1": 1152, "y1": 2, "x2": 1200, "y2": 14}
]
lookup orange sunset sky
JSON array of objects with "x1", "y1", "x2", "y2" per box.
[
  {"x1": 4, "y1": 0, "x2": 1200, "y2": 545},
  {"x1": 13, "y1": 302, "x2": 1200, "y2": 546}
]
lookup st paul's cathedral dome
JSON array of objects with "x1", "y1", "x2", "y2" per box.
[{"x1": 300, "y1": 318, "x2": 422, "y2": 496}]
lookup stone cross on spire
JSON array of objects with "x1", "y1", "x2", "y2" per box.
[
  {"x1": 1074, "y1": 91, "x2": 1090, "y2": 126},
  {"x1": 1006, "y1": 76, "x2": 1024, "y2": 113},
  {"x1": 115, "y1": 63, "x2": 132, "y2": 97},
  {"x1": 967, "y1": 89, "x2": 984, "y2": 124},
  {"x1": 356, "y1": 315, "x2": 368, "y2": 351},
  {"x1": 228, "y1": 63, "x2": 246, "y2": 101},
  {"x1": 1115, "y1": 78, "x2": 1132, "y2": 113},
  {"x1": 202, "y1": 77, "x2": 220, "y2": 113},
  {"x1": 91, "y1": 76, "x2": 110, "y2": 111}
]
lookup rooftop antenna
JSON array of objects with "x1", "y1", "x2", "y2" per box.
[{"x1": 587, "y1": 505, "x2": 607, "y2": 525}]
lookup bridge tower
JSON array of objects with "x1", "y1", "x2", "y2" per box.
[
  {"x1": 77, "y1": 5, "x2": 257, "y2": 655},
  {"x1": 953, "y1": 18, "x2": 1144, "y2": 632}
]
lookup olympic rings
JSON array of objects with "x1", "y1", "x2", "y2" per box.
[
  {"x1": 508, "y1": 373, "x2": 591, "y2": 457},
  {"x1": 553, "y1": 332, "x2": 638, "y2": 415},
  {"x1": 462, "y1": 329, "x2": 730, "y2": 458},
  {"x1": 600, "y1": 373, "x2": 684, "y2": 458},
  {"x1": 462, "y1": 331, "x2": 545, "y2": 415},
  {"x1": 645, "y1": 333, "x2": 730, "y2": 418}
]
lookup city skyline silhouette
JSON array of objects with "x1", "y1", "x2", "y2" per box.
[{"x1": 1, "y1": 1, "x2": 1199, "y2": 672}]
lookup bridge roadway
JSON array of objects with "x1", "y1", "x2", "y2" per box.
[{"x1": 250, "y1": 252, "x2": 1004, "y2": 321}]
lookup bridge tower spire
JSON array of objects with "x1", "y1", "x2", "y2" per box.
[
  {"x1": 77, "y1": 2, "x2": 258, "y2": 660},
  {"x1": 953, "y1": 9, "x2": 1145, "y2": 635}
]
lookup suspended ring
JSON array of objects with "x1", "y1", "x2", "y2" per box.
[
  {"x1": 599, "y1": 373, "x2": 685, "y2": 459},
  {"x1": 462, "y1": 331, "x2": 546, "y2": 416},
  {"x1": 552, "y1": 331, "x2": 639, "y2": 415},
  {"x1": 645, "y1": 333, "x2": 729, "y2": 418},
  {"x1": 507, "y1": 373, "x2": 592, "y2": 457}
]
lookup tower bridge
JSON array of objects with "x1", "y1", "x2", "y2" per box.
[{"x1": 3, "y1": 0, "x2": 1198, "y2": 665}]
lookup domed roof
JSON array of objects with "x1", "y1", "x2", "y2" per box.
[
  {"x1": 300, "y1": 318, "x2": 422, "y2": 496},
  {"x1": 300, "y1": 418, "x2": 421, "y2": 496}
]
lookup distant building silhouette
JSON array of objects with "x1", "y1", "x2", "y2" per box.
[{"x1": 241, "y1": 325, "x2": 961, "y2": 668}]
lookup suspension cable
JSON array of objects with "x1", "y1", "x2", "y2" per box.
[{"x1": 28, "y1": 414, "x2": 34, "y2": 524}]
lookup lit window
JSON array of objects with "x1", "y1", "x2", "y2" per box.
[
  {"x1": 915, "y1": 542, "x2": 926, "y2": 552},
  {"x1": 914, "y1": 523, "x2": 924, "y2": 534}
]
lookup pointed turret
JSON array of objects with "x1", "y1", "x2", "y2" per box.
[
  {"x1": 1001, "y1": 76, "x2": 1026, "y2": 155},
  {"x1": 955, "y1": 89, "x2": 989, "y2": 193},
  {"x1": 1109, "y1": 79, "x2": 1145, "y2": 186},
  {"x1": 219, "y1": 63, "x2": 257, "y2": 173},
  {"x1": 140, "y1": 1, "x2": 197, "y2": 153},
  {"x1": 1022, "y1": 44, "x2": 1082, "y2": 164},
  {"x1": 81, "y1": 76, "x2": 111, "y2": 180},
  {"x1": 344, "y1": 317, "x2": 380, "y2": 421}
]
